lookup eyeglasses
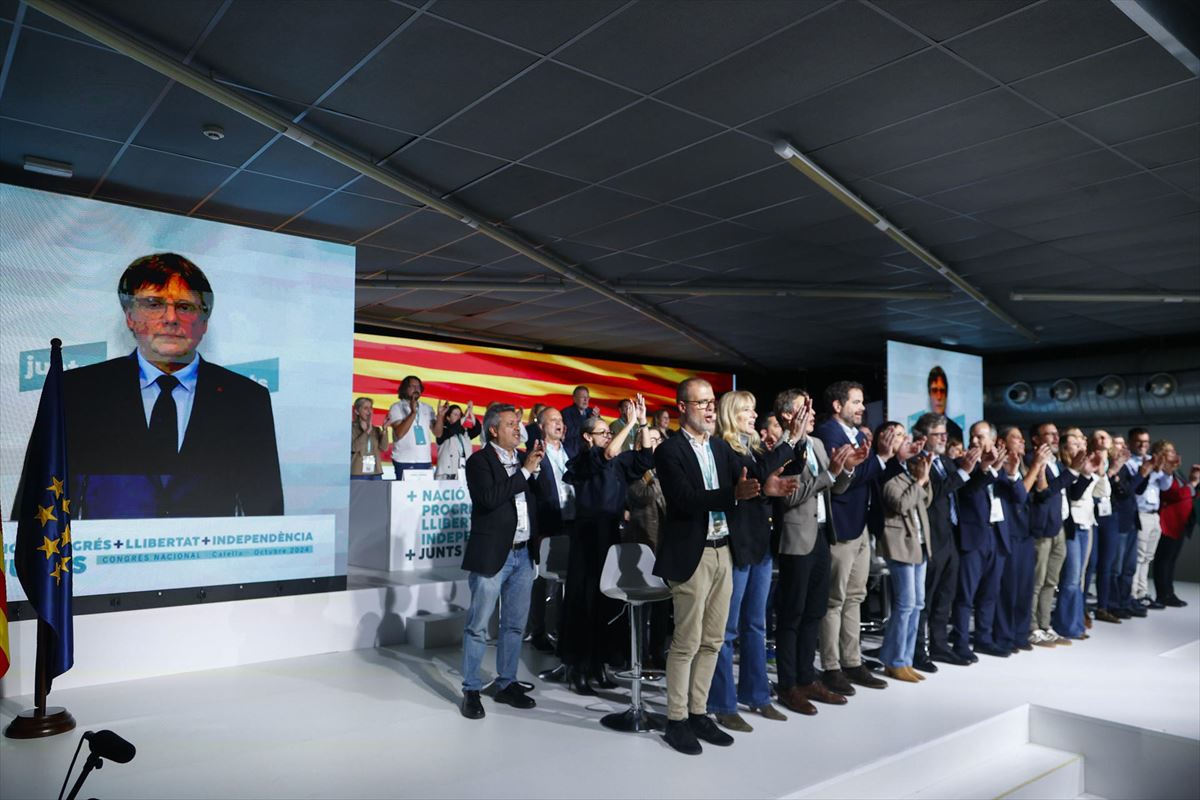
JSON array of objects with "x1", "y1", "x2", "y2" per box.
[
  {"x1": 590, "y1": 430, "x2": 612, "y2": 438},
  {"x1": 683, "y1": 399, "x2": 716, "y2": 410},
  {"x1": 926, "y1": 432, "x2": 948, "y2": 439},
  {"x1": 132, "y1": 297, "x2": 206, "y2": 320}
]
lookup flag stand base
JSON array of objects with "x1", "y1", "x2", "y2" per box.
[{"x1": 4, "y1": 706, "x2": 77, "y2": 739}]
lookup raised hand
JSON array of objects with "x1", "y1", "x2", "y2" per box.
[
  {"x1": 845, "y1": 442, "x2": 871, "y2": 469},
  {"x1": 523, "y1": 438, "x2": 545, "y2": 472},
  {"x1": 1035, "y1": 444, "x2": 1054, "y2": 468},
  {"x1": 464, "y1": 400, "x2": 474, "y2": 422},
  {"x1": 634, "y1": 393, "x2": 648, "y2": 426},
  {"x1": 735, "y1": 466, "x2": 761, "y2": 500},
  {"x1": 829, "y1": 444, "x2": 853, "y2": 476},
  {"x1": 623, "y1": 398, "x2": 638, "y2": 424},
  {"x1": 763, "y1": 465, "x2": 800, "y2": 497},
  {"x1": 960, "y1": 445, "x2": 983, "y2": 473},
  {"x1": 1085, "y1": 450, "x2": 1104, "y2": 475},
  {"x1": 909, "y1": 452, "x2": 932, "y2": 485},
  {"x1": 897, "y1": 435, "x2": 923, "y2": 462},
  {"x1": 875, "y1": 426, "x2": 896, "y2": 458},
  {"x1": 1005, "y1": 445, "x2": 1021, "y2": 474},
  {"x1": 436, "y1": 398, "x2": 449, "y2": 419}
]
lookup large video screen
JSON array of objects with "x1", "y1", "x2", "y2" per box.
[
  {"x1": 2, "y1": 185, "x2": 355, "y2": 603},
  {"x1": 354, "y1": 332, "x2": 735, "y2": 465},
  {"x1": 886, "y1": 340, "x2": 983, "y2": 444}
]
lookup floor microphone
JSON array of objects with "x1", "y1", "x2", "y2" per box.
[{"x1": 84, "y1": 729, "x2": 136, "y2": 764}]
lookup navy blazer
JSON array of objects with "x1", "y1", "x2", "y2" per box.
[
  {"x1": 1028, "y1": 460, "x2": 1092, "y2": 538},
  {"x1": 530, "y1": 449, "x2": 567, "y2": 538},
  {"x1": 64, "y1": 351, "x2": 284, "y2": 519},
  {"x1": 928, "y1": 455, "x2": 967, "y2": 551},
  {"x1": 462, "y1": 445, "x2": 540, "y2": 577},
  {"x1": 956, "y1": 467, "x2": 1028, "y2": 554},
  {"x1": 1110, "y1": 461, "x2": 1148, "y2": 532},
  {"x1": 813, "y1": 418, "x2": 885, "y2": 541},
  {"x1": 653, "y1": 431, "x2": 740, "y2": 583},
  {"x1": 1000, "y1": 471, "x2": 1034, "y2": 541}
]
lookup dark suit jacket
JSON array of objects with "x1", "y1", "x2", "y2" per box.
[
  {"x1": 64, "y1": 351, "x2": 283, "y2": 519},
  {"x1": 530, "y1": 448, "x2": 567, "y2": 539},
  {"x1": 462, "y1": 445, "x2": 540, "y2": 577},
  {"x1": 726, "y1": 440, "x2": 794, "y2": 568},
  {"x1": 1110, "y1": 461, "x2": 1148, "y2": 532},
  {"x1": 956, "y1": 467, "x2": 1028, "y2": 554},
  {"x1": 560, "y1": 405, "x2": 594, "y2": 459},
  {"x1": 653, "y1": 431, "x2": 740, "y2": 583},
  {"x1": 813, "y1": 418, "x2": 886, "y2": 541},
  {"x1": 928, "y1": 455, "x2": 966, "y2": 553},
  {"x1": 1028, "y1": 460, "x2": 1091, "y2": 538}
]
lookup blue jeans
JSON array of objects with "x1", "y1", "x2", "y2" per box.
[
  {"x1": 1094, "y1": 515, "x2": 1122, "y2": 611},
  {"x1": 1053, "y1": 527, "x2": 1088, "y2": 638},
  {"x1": 708, "y1": 553, "x2": 773, "y2": 713},
  {"x1": 351, "y1": 474, "x2": 383, "y2": 481},
  {"x1": 1118, "y1": 528, "x2": 1138, "y2": 610},
  {"x1": 395, "y1": 462, "x2": 433, "y2": 479},
  {"x1": 881, "y1": 559, "x2": 927, "y2": 668},
  {"x1": 462, "y1": 547, "x2": 535, "y2": 692}
]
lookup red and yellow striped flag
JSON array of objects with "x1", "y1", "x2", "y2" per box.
[
  {"x1": 353, "y1": 333, "x2": 734, "y2": 434},
  {"x1": 1, "y1": 519, "x2": 10, "y2": 678}
]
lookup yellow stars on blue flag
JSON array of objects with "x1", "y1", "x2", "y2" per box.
[{"x1": 32, "y1": 475, "x2": 72, "y2": 586}]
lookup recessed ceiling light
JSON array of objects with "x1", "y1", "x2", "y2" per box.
[
  {"x1": 1096, "y1": 374, "x2": 1125, "y2": 399},
  {"x1": 1051, "y1": 379, "x2": 1077, "y2": 402},
  {"x1": 201, "y1": 124, "x2": 225, "y2": 141},
  {"x1": 23, "y1": 156, "x2": 74, "y2": 178},
  {"x1": 1007, "y1": 382, "x2": 1032, "y2": 405},
  {"x1": 939, "y1": 336, "x2": 959, "y2": 346},
  {"x1": 1145, "y1": 373, "x2": 1176, "y2": 398}
]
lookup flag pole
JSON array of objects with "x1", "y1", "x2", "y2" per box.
[{"x1": 4, "y1": 339, "x2": 76, "y2": 739}]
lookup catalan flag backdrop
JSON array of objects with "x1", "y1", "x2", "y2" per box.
[
  {"x1": 14, "y1": 339, "x2": 74, "y2": 682},
  {"x1": 353, "y1": 333, "x2": 734, "y2": 443}
]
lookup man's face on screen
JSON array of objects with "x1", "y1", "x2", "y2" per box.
[
  {"x1": 928, "y1": 375, "x2": 947, "y2": 415},
  {"x1": 125, "y1": 275, "x2": 208, "y2": 366}
]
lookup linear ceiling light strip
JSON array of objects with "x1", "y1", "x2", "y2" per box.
[
  {"x1": 773, "y1": 140, "x2": 1038, "y2": 342},
  {"x1": 30, "y1": 0, "x2": 750, "y2": 365},
  {"x1": 1011, "y1": 291, "x2": 1200, "y2": 303}
]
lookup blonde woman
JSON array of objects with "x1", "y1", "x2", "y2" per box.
[
  {"x1": 706, "y1": 390, "x2": 796, "y2": 730},
  {"x1": 1052, "y1": 428, "x2": 1101, "y2": 639}
]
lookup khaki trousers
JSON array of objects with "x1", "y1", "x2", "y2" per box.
[
  {"x1": 1133, "y1": 511, "x2": 1162, "y2": 599},
  {"x1": 1032, "y1": 530, "x2": 1067, "y2": 632},
  {"x1": 820, "y1": 533, "x2": 870, "y2": 671},
  {"x1": 666, "y1": 545, "x2": 732, "y2": 721}
]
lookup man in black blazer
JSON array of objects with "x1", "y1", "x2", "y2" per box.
[
  {"x1": 560, "y1": 384, "x2": 597, "y2": 459},
  {"x1": 64, "y1": 253, "x2": 283, "y2": 519},
  {"x1": 524, "y1": 406, "x2": 573, "y2": 653},
  {"x1": 654, "y1": 377, "x2": 792, "y2": 755},
  {"x1": 911, "y1": 413, "x2": 978, "y2": 670},
  {"x1": 460, "y1": 404, "x2": 545, "y2": 719}
]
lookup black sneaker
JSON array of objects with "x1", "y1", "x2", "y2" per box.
[
  {"x1": 664, "y1": 719, "x2": 702, "y2": 755},
  {"x1": 494, "y1": 683, "x2": 536, "y2": 709},
  {"x1": 460, "y1": 690, "x2": 485, "y2": 719},
  {"x1": 689, "y1": 713, "x2": 734, "y2": 746}
]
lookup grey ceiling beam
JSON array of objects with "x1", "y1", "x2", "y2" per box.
[
  {"x1": 1113, "y1": 0, "x2": 1200, "y2": 75},
  {"x1": 1011, "y1": 290, "x2": 1200, "y2": 304},
  {"x1": 356, "y1": 312, "x2": 546, "y2": 351},
  {"x1": 772, "y1": 140, "x2": 1039, "y2": 342},
  {"x1": 28, "y1": 0, "x2": 756, "y2": 367},
  {"x1": 356, "y1": 276, "x2": 952, "y2": 300}
]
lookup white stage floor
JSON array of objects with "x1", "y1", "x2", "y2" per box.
[{"x1": 2, "y1": 583, "x2": 1197, "y2": 800}]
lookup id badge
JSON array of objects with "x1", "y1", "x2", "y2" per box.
[
  {"x1": 516, "y1": 498, "x2": 530, "y2": 534},
  {"x1": 1097, "y1": 496, "x2": 1113, "y2": 517},
  {"x1": 712, "y1": 514, "x2": 729, "y2": 537},
  {"x1": 361, "y1": 455, "x2": 376, "y2": 473},
  {"x1": 989, "y1": 496, "x2": 1005, "y2": 523},
  {"x1": 413, "y1": 423, "x2": 427, "y2": 446}
]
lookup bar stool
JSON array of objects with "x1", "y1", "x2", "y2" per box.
[
  {"x1": 598, "y1": 542, "x2": 671, "y2": 732},
  {"x1": 536, "y1": 535, "x2": 572, "y2": 683}
]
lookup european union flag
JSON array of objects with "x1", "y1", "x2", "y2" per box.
[{"x1": 15, "y1": 338, "x2": 74, "y2": 683}]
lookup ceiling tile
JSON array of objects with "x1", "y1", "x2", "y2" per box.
[
  {"x1": 99, "y1": 147, "x2": 233, "y2": 213},
  {"x1": 448, "y1": 164, "x2": 587, "y2": 220},
  {"x1": 870, "y1": 0, "x2": 1034, "y2": 43},
  {"x1": 432, "y1": 0, "x2": 626, "y2": 53},
  {"x1": 433, "y1": 62, "x2": 638, "y2": 160},
  {"x1": 604, "y1": 131, "x2": 779, "y2": 203}
]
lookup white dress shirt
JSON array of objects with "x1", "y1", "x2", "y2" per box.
[{"x1": 137, "y1": 350, "x2": 199, "y2": 452}]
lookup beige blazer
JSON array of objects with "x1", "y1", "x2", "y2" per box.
[
  {"x1": 880, "y1": 471, "x2": 933, "y2": 565},
  {"x1": 775, "y1": 438, "x2": 853, "y2": 556}
]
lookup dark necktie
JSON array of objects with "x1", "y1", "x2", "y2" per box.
[
  {"x1": 149, "y1": 374, "x2": 180, "y2": 468},
  {"x1": 934, "y1": 457, "x2": 959, "y2": 526}
]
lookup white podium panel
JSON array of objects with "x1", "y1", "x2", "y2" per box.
[{"x1": 348, "y1": 479, "x2": 472, "y2": 572}]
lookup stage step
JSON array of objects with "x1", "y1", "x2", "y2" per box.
[{"x1": 905, "y1": 742, "x2": 1083, "y2": 799}]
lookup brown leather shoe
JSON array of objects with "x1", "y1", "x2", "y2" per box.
[
  {"x1": 843, "y1": 664, "x2": 888, "y2": 689},
  {"x1": 715, "y1": 712, "x2": 753, "y2": 733},
  {"x1": 778, "y1": 686, "x2": 817, "y2": 716},
  {"x1": 820, "y1": 669, "x2": 856, "y2": 696},
  {"x1": 800, "y1": 680, "x2": 848, "y2": 705},
  {"x1": 1094, "y1": 609, "x2": 1122, "y2": 624},
  {"x1": 750, "y1": 703, "x2": 788, "y2": 721},
  {"x1": 885, "y1": 666, "x2": 920, "y2": 683},
  {"x1": 904, "y1": 667, "x2": 926, "y2": 682}
]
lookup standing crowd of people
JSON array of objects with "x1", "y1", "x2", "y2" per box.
[{"x1": 351, "y1": 375, "x2": 1198, "y2": 755}]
